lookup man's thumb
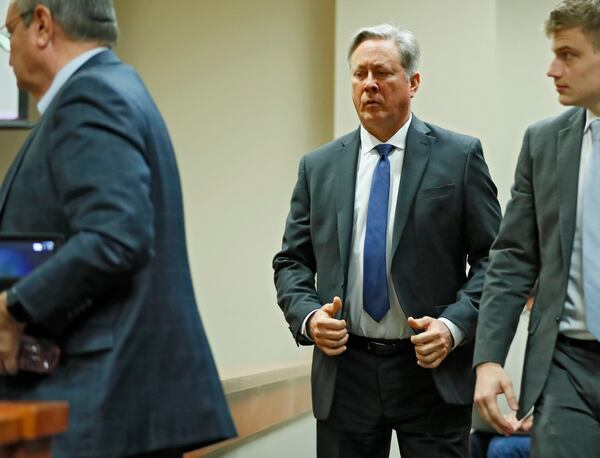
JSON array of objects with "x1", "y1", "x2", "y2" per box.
[
  {"x1": 323, "y1": 296, "x2": 342, "y2": 317},
  {"x1": 407, "y1": 316, "x2": 431, "y2": 330}
]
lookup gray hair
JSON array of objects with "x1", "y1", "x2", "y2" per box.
[
  {"x1": 14, "y1": 0, "x2": 118, "y2": 47},
  {"x1": 545, "y1": 0, "x2": 600, "y2": 50},
  {"x1": 347, "y1": 23, "x2": 420, "y2": 79}
]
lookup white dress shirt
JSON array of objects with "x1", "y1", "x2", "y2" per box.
[
  {"x1": 303, "y1": 115, "x2": 464, "y2": 346},
  {"x1": 560, "y1": 109, "x2": 600, "y2": 340},
  {"x1": 343, "y1": 118, "x2": 412, "y2": 339}
]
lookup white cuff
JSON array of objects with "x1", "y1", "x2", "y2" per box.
[
  {"x1": 301, "y1": 309, "x2": 319, "y2": 341},
  {"x1": 438, "y1": 317, "x2": 464, "y2": 350}
]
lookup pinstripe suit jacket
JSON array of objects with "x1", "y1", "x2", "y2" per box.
[{"x1": 0, "y1": 50, "x2": 235, "y2": 457}]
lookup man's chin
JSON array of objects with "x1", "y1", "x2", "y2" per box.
[
  {"x1": 557, "y1": 94, "x2": 577, "y2": 107},
  {"x1": 358, "y1": 112, "x2": 384, "y2": 125}
]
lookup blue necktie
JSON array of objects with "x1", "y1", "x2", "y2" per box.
[
  {"x1": 584, "y1": 119, "x2": 600, "y2": 340},
  {"x1": 363, "y1": 143, "x2": 394, "y2": 322}
]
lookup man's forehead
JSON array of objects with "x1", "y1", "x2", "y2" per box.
[
  {"x1": 551, "y1": 26, "x2": 590, "y2": 48},
  {"x1": 354, "y1": 38, "x2": 397, "y2": 54},
  {"x1": 351, "y1": 39, "x2": 400, "y2": 64}
]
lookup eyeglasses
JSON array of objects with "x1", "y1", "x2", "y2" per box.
[{"x1": 0, "y1": 10, "x2": 33, "y2": 53}]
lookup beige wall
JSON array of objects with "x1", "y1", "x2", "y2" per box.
[
  {"x1": 112, "y1": 0, "x2": 334, "y2": 369},
  {"x1": 0, "y1": 130, "x2": 27, "y2": 174},
  {"x1": 494, "y1": 0, "x2": 564, "y2": 203},
  {"x1": 0, "y1": 98, "x2": 38, "y2": 174},
  {"x1": 335, "y1": 0, "x2": 562, "y2": 207}
]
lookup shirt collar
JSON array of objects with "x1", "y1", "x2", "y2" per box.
[
  {"x1": 360, "y1": 113, "x2": 413, "y2": 156},
  {"x1": 584, "y1": 109, "x2": 600, "y2": 134},
  {"x1": 37, "y1": 47, "x2": 108, "y2": 114}
]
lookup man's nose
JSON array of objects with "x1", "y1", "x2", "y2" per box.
[
  {"x1": 364, "y1": 72, "x2": 378, "y2": 91},
  {"x1": 547, "y1": 58, "x2": 561, "y2": 78}
]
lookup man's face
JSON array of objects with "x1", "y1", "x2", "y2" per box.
[
  {"x1": 4, "y1": 3, "x2": 37, "y2": 93},
  {"x1": 350, "y1": 38, "x2": 419, "y2": 141},
  {"x1": 547, "y1": 26, "x2": 600, "y2": 113}
]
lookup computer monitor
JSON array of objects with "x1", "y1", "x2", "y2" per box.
[{"x1": 0, "y1": 234, "x2": 63, "y2": 291}]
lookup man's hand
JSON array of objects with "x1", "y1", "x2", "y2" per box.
[
  {"x1": 307, "y1": 296, "x2": 348, "y2": 356},
  {"x1": 504, "y1": 411, "x2": 533, "y2": 434},
  {"x1": 474, "y1": 362, "x2": 519, "y2": 436},
  {"x1": 518, "y1": 414, "x2": 533, "y2": 433},
  {"x1": 408, "y1": 316, "x2": 453, "y2": 368},
  {"x1": 0, "y1": 292, "x2": 25, "y2": 375}
]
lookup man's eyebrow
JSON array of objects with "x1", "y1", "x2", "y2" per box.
[{"x1": 553, "y1": 45, "x2": 579, "y2": 53}]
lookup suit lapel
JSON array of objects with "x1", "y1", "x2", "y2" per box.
[
  {"x1": 0, "y1": 123, "x2": 40, "y2": 222},
  {"x1": 391, "y1": 116, "x2": 432, "y2": 255},
  {"x1": 557, "y1": 108, "x2": 585, "y2": 264},
  {"x1": 336, "y1": 129, "x2": 360, "y2": 286}
]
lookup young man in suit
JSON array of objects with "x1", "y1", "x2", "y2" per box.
[
  {"x1": 274, "y1": 23, "x2": 501, "y2": 458},
  {"x1": 0, "y1": 1, "x2": 235, "y2": 456},
  {"x1": 474, "y1": 1, "x2": 600, "y2": 456}
]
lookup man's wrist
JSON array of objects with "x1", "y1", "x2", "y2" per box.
[
  {"x1": 475, "y1": 361, "x2": 502, "y2": 373},
  {"x1": 438, "y1": 317, "x2": 464, "y2": 350},
  {"x1": 301, "y1": 309, "x2": 319, "y2": 341}
]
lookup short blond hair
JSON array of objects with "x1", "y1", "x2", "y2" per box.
[{"x1": 545, "y1": 0, "x2": 600, "y2": 50}]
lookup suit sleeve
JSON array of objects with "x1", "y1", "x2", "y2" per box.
[
  {"x1": 273, "y1": 156, "x2": 321, "y2": 345},
  {"x1": 12, "y1": 76, "x2": 154, "y2": 335},
  {"x1": 440, "y1": 138, "x2": 502, "y2": 341},
  {"x1": 473, "y1": 128, "x2": 540, "y2": 366}
]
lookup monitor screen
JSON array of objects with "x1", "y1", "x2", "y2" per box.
[
  {"x1": 0, "y1": 236, "x2": 61, "y2": 290},
  {"x1": 0, "y1": 0, "x2": 28, "y2": 126}
]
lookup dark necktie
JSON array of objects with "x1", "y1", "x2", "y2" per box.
[
  {"x1": 363, "y1": 143, "x2": 394, "y2": 322},
  {"x1": 583, "y1": 119, "x2": 600, "y2": 339}
]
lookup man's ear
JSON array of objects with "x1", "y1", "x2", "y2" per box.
[
  {"x1": 32, "y1": 4, "x2": 54, "y2": 49},
  {"x1": 409, "y1": 72, "x2": 421, "y2": 98}
]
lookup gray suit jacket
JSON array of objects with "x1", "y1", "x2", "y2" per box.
[
  {"x1": 0, "y1": 51, "x2": 235, "y2": 457},
  {"x1": 274, "y1": 116, "x2": 501, "y2": 419},
  {"x1": 474, "y1": 107, "x2": 585, "y2": 418}
]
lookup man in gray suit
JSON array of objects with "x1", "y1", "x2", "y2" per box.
[
  {"x1": 474, "y1": 1, "x2": 600, "y2": 456},
  {"x1": 274, "y1": 24, "x2": 501, "y2": 458},
  {"x1": 0, "y1": 1, "x2": 235, "y2": 457}
]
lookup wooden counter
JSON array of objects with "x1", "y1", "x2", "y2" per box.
[{"x1": 0, "y1": 402, "x2": 68, "y2": 458}]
